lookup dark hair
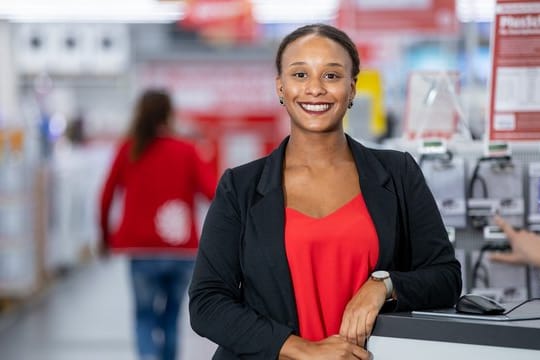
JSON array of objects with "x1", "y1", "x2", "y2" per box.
[
  {"x1": 128, "y1": 89, "x2": 172, "y2": 160},
  {"x1": 275, "y1": 23, "x2": 360, "y2": 78}
]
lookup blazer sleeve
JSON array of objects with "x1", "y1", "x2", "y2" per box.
[
  {"x1": 390, "y1": 152, "x2": 462, "y2": 311},
  {"x1": 189, "y1": 169, "x2": 293, "y2": 359}
]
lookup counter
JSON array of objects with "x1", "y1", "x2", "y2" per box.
[{"x1": 368, "y1": 311, "x2": 540, "y2": 359}]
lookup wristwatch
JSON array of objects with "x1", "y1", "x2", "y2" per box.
[{"x1": 371, "y1": 270, "x2": 393, "y2": 300}]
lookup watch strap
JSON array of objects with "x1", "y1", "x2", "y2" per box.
[
  {"x1": 382, "y1": 276, "x2": 393, "y2": 300},
  {"x1": 371, "y1": 271, "x2": 393, "y2": 300}
]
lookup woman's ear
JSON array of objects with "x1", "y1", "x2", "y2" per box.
[
  {"x1": 351, "y1": 77, "x2": 357, "y2": 95},
  {"x1": 275, "y1": 77, "x2": 283, "y2": 98}
]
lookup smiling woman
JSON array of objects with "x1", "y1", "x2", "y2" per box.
[
  {"x1": 189, "y1": 23, "x2": 462, "y2": 360},
  {"x1": 276, "y1": 33, "x2": 356, "y2": 135}
]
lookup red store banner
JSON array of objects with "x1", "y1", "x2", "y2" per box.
[
  {"x1": 336, "y1": 0, "x2": 458, "y2": 35},
  {"x1": 179, "y1": 0, "x2": 259, "y2": 43},
  {"x1": 488, "y1": 0, "x2": 540, "y2": 141},
  {"x1": 335, "y1": 0, "x2": 458, "y2": 70}
]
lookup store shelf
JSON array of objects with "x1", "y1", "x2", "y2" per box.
[{"x1": 0, "y1": 129, "x2": 42, "y2": 300}]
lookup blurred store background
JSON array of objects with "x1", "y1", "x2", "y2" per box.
[{"x1": 1, "y1": 0, "x2": 540, "y2": 359}]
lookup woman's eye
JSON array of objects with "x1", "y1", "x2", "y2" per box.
[
  {"x1": 325, "y1": 73, "x2": 339, "y2": 80},
  {"x1": 293, "y1": 72, "x2": 307, "y2": 79}
]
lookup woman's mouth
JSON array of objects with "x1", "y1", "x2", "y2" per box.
[{"x1": 299, "y1": 103, "x2": 331, "y2": 113}]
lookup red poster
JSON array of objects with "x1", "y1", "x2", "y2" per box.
[
  {"x1": 488, "y1": 0, "x2": 540, "y2": 141},
  {"x1": 336, "y1": 0, "x2": 457, "y2": 35},
  {"x1": 179, "y1": 0, "x2": 259, "y2": 43}
]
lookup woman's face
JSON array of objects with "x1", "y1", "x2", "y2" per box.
[{"x1": 276, "y1": 34, "x2": 356, "y2": 134}]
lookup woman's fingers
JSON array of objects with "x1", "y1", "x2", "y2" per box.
[
  {"x1": 340, "y1": 280, "x2": 387, "y2": 347},
  {"x1": 352, "y1": 347, "x2": 372, "y2": 360},
  {"x1": 341, "y1": 308, "x2": 377, "y2": 346},
  {"x1": 355, "y1": 317, "x2": 366, "y2": 347},
  {"x1": 314, "y1": 335, "x2": 370, "y2": 359},
  {"x1": 364, "y1": 311, "x2": 377, "y2": 339},
  {"x1": 347, "y1": 312, "x2": 362, "y2": 345}
]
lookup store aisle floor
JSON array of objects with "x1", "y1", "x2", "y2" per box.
[{"x1": 0, "y1": 257, "x2": 217, "y2": 360}]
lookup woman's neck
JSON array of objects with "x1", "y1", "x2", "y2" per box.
[{"x1": 285, "y1": 132, "x2": 351, "y2": 167}]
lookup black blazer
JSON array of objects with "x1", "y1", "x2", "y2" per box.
[{"x1": 189, "y1": 135, "x2": 462, "y2": 359}]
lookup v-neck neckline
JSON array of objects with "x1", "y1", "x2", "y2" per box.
[{"x1": 286, "y1": 194, "x2": 361, "y2": 220}]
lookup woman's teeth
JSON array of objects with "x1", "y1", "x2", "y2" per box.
[{"x1": 301, "y1": 103, "x2": 330, "y2": 112}]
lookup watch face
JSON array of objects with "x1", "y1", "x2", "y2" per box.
[{"x1": 372, "y1": 270, "x2": 390, "y2": 279}]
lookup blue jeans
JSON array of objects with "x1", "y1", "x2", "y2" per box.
[{"x1": 130, "y1": 258, "x2": 194, "y2": 360}]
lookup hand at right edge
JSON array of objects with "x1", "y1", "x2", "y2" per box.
[
  {"x1": 491, "y1": 215, "x2": 540, "y2": 267},
  {"x1": 279, "y1": 334, "x2": 370, "y2": 360}
]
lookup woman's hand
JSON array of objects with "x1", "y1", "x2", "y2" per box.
[
  {"x1": 279, "y1": 334, "x2": 370, "y2": 360},
  {"x1": 339, "y1": 279, "x2": 387, "y2": 347}
]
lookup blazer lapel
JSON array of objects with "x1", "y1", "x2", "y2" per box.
[
  {"x1": 347, "y1": 136, "x2": 398, "y2": 269},
  {"x1": 250, "y1": 137, "x2": 299, "y2": 325}
]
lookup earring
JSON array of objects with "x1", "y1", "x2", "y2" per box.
[
  {"x1": 348, "y1": 101, "x2": 353, "y2": 109},
  {"x1": 279, "y1": 97, "x2": 284, "y2": 105}
]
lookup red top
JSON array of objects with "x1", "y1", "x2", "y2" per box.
[
  {"x1": 285, "y1": 194, "x2": 379, "y2": 341},
  {"x1": 100, "y1": 136, "x2": 216, "y2": 256}
]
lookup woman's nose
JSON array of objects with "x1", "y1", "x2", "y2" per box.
[{"x1": 305, "y1": 78, "x2": 326, "y2": 96}]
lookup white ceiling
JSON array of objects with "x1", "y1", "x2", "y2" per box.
[
  {"x1": 0, "y1": 0, "x2": 494, "y2": 24},
  {"x1": 0, "y1": 0, "x2": 184, "y2": 23},
  {"x1": 0, "y1": 0, "x2": 339, "y2": 23}
]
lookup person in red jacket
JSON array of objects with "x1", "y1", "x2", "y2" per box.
[{"x1": 100, "y1": 88, "x2": 215, "y2": 360}]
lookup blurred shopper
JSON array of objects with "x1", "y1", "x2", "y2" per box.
[
  {"x1": 491, "y1": 215, "x2": 540, "y2": 267},
  {"x1": 189, "y1": 24, "x2": 461, "y2": 359},
  {"x1": 65, "y1": 110, "x2": 86, "y2": 145},
  {"x1": 100, "y1": 89, "x2": 216, "y2": 360}
]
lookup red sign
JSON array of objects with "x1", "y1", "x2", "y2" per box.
[
  {"x1": 180, "y1": 0, "x2": 259, "y2": 43},
  {"x1": 488, "y1": 0, "x2": 540, "y2": 141},
  {"x1": 336, "y1": 0, "x2": 458, "y2": 35}
]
